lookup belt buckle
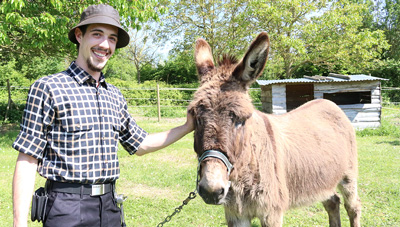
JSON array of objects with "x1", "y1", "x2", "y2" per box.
[{"x1": 91, "y1": 184, "x2": 105, "y2": 196}]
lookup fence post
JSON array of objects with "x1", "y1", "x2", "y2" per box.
[
  {"x1": 157, "y1": 84, "x2": 161, "y2": 122},
  {"x1": 4, "y1": 79, "x2": 17, "y2": 122}
]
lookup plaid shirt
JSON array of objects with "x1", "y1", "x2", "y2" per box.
[{"x1": 13, "y1": 62, "x2": 148, "y2": 184}]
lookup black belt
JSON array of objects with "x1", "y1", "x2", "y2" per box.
[{"x1": 48, "y1": 180, "x2": 114, "y2": 196}]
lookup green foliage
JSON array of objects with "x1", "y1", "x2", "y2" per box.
[
  {"x1": 369, "y1": 59, "x2": 400, "y2": 102},
  {"x1": 0, "y1": 59, "x2": 29, "y2": 86},
  {"x1": 20, "y1": 56, "x2": 67, "y2": 80},
  {"x1": 0, "y1": 0, "x2": 165, "y2": 61},
  {"x1": 361, "y1": 0, "x2": 400, "y2": 60},
  {"x1": 141, "y1": 51, "x2": 198, "y2": 84},
  {"x1": 357, "y1": 117, "x2": 400, "y2": 137},
  {"x1": 101, "y1": 79, "x2": 197, "y2": 118},
  {"x1": 157, "y1": 0, "x2": 252, "y2": 59},
  {"x1": 143, "y1": 106, "x2": 188, "y2": 118},
  {"x1": 357, "y1": 105, "x2": 400, "y2": 137},
  {"x1": 119, "y1": 26, "x2": 163, "y2": 83},
  {"x1": 370, "y1": 59, "x2": 400, "y2": 87},
  {"x1": 152, "y1": 0, "x2": 390, "y2": 80},
  {"x1": 0, "y1": 80, "x2": 198, "y2": 123},
  {"x1": 103, "y1": 54, "x2": 137, "y2": 81},
  {"x1": 0, "y1": 103, "x2": 25, "y2": 124},
  {"x1": 250, "y1": 0, "x2": 389, "y2": 78}
]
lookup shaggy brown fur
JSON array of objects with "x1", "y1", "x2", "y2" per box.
[{"x1": 189, "y1": 32, "x2": 361, "y2": 227}]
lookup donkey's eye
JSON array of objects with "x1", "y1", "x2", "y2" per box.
[
  {"x1": 229, "y1": 111, "x2": 245, "y2": 128},
  {"x1": 235, "y1": 119, "x2": 245, "y2": 128}
]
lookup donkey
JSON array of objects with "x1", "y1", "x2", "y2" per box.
[{"x1": 188, "y1": 32, "x2": 361, "y2": 227}]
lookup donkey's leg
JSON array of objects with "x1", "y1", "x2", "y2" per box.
[
  {"x1": 322, "y1": 193, "x2": 341, "y2": 227},
  {"x1": 226, "y1": 217, "x2": 251, "y2": 227},
  {"x1": 338, "y1": 176, "x2": 361, "y2": 227},
  {"x1": 225, "y1": 210, "x2": 251, "y2": 227},
  {"x1": 260, "y1": 210, "x2": 283, "y2": 227}
]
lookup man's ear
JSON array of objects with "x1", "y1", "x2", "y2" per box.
[{"x1": 75, "y1": 28, "x2": 83, "y2": 44}]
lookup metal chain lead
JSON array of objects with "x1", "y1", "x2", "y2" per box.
[{"x1": 157, "y1": 190, "x2": 197, "y2": 227}]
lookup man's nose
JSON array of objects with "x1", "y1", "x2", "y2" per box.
[{"x1": 98, "y1": 38, "x2": 111, "y2": 50}]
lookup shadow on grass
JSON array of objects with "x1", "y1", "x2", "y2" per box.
[
  {"x1": 0, "y1": 124, "x2": 19, "y2": 146},
  {"x1": 377, "y1": 140, "x2": 400, "y2": 146},
  {"x1": 0, "y1": 103, "x2": 24, "y2": 124}
]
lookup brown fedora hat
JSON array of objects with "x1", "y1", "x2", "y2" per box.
[{"x1": 68, "y1": 4, "x2": 130, "y2": 49}]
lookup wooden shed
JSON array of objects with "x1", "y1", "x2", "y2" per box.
[{"x1": 257, "y1": 73, "x2": 388, "y2": 129}]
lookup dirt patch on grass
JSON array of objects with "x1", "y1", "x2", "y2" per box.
[{"x1": 0, "y1": 123, "x2": 19, "y2": 133}]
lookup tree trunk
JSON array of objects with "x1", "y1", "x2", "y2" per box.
[{"x1": 4, "y1": 79, "x2": 17, "y2": 122}]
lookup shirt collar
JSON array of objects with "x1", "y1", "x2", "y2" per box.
[{"x1": 66, "y1": 61, "x2": 107, "y2": 89}]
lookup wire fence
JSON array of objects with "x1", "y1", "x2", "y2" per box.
[{"x1": 1, "y1": 84, "x2": 399, "y2": 122}]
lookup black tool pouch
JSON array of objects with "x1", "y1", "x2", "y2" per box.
[{"x1": 31, "y1": 186, "x2": 48, "y2": 222}]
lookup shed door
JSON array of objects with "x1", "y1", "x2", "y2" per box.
[{"x1": 286, "y1": 84, "x2": 314, "y2": 112}]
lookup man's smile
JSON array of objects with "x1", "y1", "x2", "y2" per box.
[{"x1": 92, "y1": 47, "x2": 110, "y2": 59}]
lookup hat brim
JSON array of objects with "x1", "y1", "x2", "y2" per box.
[{"x1": 68, "y1": 15, "x2": 130, "y2": 49}]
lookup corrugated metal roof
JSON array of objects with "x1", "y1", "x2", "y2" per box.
[{"x1": 257, "y1": 74, "x2": 388, "y2": 86}]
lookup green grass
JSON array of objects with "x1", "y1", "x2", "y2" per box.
[{"x1": 0, "y1": 106, "x2": 399, "y2": 226}]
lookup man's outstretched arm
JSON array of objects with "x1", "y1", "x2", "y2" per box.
[{"x1": 135, "y1": 113, "x2": 194, "y2": 156}]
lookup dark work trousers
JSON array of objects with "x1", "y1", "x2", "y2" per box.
[{"x1": 43, "y1": 190, "x2": 121, "y2": 227}]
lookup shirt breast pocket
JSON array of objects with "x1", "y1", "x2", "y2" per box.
[
  {"x1": 59, "y1": 115, "x2": 92, "y2": 132},
  {"x1": 58, "y1": 102, "x2": 93, "y2": 133}
]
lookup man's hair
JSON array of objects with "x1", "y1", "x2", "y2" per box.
[{"x1": 76, "y1": 25, "x2": 88, "y2": 51}]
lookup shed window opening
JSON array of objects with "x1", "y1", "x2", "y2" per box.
[
  {"x1": 323, "y1": 91, "x2": 371, "y2": 105},
  {"x1": 286, "y1": 84, "x2": 314, "y2": 111}
]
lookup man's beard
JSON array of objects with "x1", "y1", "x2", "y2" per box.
[{"x1": 87, "y1": 58, "x2": 105, "y2": 72}]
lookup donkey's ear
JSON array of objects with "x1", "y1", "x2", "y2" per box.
[
  {"x1": 195, "y1": 38, "x2": 215, "y2": 82},
  {"x1": 233, "y1": 32, "x2": 269, "y2": 85}
]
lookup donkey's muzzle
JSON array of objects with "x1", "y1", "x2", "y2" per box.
[{"x1": 198, "y1": 184, "x2": 225, "y2": 205}]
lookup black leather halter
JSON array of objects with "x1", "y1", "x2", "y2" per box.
[{"x1": 196, "y1": 150, "x2": 234, "y2": 190}]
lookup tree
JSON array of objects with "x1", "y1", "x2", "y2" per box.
[
  {"x1": 156, "y1": 0, "x2": 253, "y2": 60},
  {"x1": 361, "y1": 0, "x2": 400, "y2": 60},
  {"x1": 103, "y1": 53, "x2": 137, "y2": 81},
  {"x1": 249, "y1": 0, "x2": 389, "y2": 78},
  {"x1": 0, "y1": 0, "x2": 165, "y2": 62},
  {"x1": 155, "y1": 0, "x2": 389, "y2": 80},
  {"x1": 140, "y1": 51, "x2": 198, "y2": 84},
  {"x1": 121, "y1": 25, "x2": 161, "y2": 83}
]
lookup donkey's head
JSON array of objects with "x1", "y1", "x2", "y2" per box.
[{"x1": 188, "y1": 32, "x2": 270, "y2": 205}]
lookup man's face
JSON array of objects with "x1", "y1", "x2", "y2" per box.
[{"x1": 75, "y1": 23, "x2": 118, "y2": 74}]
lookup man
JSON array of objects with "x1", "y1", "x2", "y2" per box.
[{"x1": 12, "y1": 4, "x2": 194, "y2": 227}]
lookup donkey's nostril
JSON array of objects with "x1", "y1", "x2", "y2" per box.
[
  {"x1": 198, "y1": 184, "x2": 226, "y2": 205},
  {"x1": 217, "y1": 188, "x2": 224, "y2": 197}
]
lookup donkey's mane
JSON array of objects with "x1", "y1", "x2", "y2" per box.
[{"x1": 217, "y1": 54, "x2": 239, "y2": 67}]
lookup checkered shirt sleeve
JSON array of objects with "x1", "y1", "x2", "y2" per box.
[
  {"x1": 13, "y1": 80, "x2": 54, "y2": 159},
  {"x1": 13, "y1": 62, "x2": 148, "y2": 184}
]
